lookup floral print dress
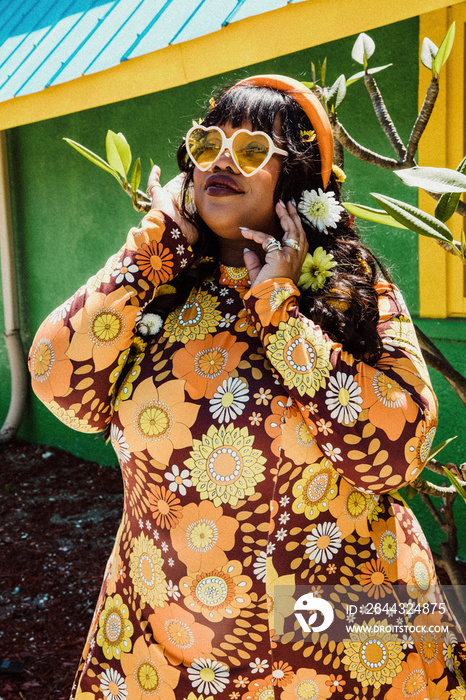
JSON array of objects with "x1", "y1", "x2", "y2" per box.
[{"x1": 29, "y1": 210, "x2": 466, "y2": 700}]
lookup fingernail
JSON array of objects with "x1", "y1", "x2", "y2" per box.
[
  {"x1": 290, "y1": 197, "x2": 296, "y2": 207},
  {"x1": 239, "y1": 226, "x2": 249, "y2": 231},
  {"x1": 278, "y1": 199, "x2": 286, "y2": 208},
  {"x1": 243, "y1": 247, "x2": 250, "y2": 252}
]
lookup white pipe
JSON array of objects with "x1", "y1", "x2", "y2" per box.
[{"x1": 0, "y1": 129, "x2": 28, "y2": 442}]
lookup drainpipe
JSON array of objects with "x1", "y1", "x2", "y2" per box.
[{"x1": 0, "y1": 129, "x2": 28, "y2": 442}]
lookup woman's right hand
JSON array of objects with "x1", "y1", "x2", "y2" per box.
[{"x1": 146, "y1": 165, "x2": 199, "y2": 247}]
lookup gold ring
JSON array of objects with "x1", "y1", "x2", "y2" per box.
[
  {"x1": 264, "y1": 238, "x2": 282, "y2": 253},
  {"x1": 283, "y1": 239, "x2": 300, "y2": 251}
]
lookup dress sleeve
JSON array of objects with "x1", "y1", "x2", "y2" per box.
[
  {"x1": 29, "y1": 210, "x2": 193, "y2": 434},
  {"x1": 243, "y1": 277, "x2": 438, "y2": 494}
]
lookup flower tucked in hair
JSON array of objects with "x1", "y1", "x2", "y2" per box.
[
  {"x1": 297, "y1": 188, "x2": 343, "y2": 234},
  {"x1": 299, "y1": 128, "x2": 316, "y2": 143},
  {"x1": 138, "y1": 313, "x2": 163, "y2": 336},
  {"x1": 298, "y1": 247, "x2": 337, "y2": 291},
  {"x1": 331, "y1": 164, "x2": 346, "y2": 183}
]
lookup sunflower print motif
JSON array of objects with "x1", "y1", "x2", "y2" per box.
[{"x1": 28, "y1": 211, "x2": 466, "y2": 699}]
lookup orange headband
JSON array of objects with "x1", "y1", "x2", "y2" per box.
[{"x1": 233, "y1": 74, "x2": 334, "y2": 189}]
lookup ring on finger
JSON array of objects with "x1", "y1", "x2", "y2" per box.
[
  {"x1": 146, "y1": 183, "x2": 160, "y2": 196},
  {"x1": 264, "y1": 238, "x2": 282, "y2": 253},
  {"x1": 283, "y1": 239, "x2": 300, "y2": 252}
]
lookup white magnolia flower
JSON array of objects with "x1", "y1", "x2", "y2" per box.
[
  {"x1": 305, "y1": 521, "x2": 342, "y2": 564},
  {"x1": 298, "y1": 188, "x2": 343, "y2": 233},
  {"x1": 188, "y1": 657, "x2": 230, "y2": 694},
  {"x1": 325, "y1": 371, "x2": 363, "y2": 425},
  {"x1": 209, "y1": 376, "x2": 249, "y2": 423},
  {"x1": 138, "y1": 312, "x2": 163, "y2": 336}
]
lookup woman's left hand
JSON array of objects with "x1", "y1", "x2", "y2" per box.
[{"x1": 241, "y1": 200, "x2": 308, "y2": 287}]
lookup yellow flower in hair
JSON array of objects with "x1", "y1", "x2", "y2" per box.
[
  {"x1": 300, "y1": 129, "x2": 316, "y2": 143},
  {"x1": 298, "y1": 247, "x2": 337, "y2": 291},
  {"x1": 209, "y1": 97, "x2": 216, "y2": 110},
  {"x1": 332, "y1": 164, "x2": 346, "y2": 182}
]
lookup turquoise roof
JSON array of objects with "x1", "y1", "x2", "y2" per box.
[{"x1": 0, "y1": 0, "x2": 308, "y2": 102}]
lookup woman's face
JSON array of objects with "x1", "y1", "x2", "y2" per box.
[{"x1": 192, "y1": 120, "x2": 285, "y2": 255}]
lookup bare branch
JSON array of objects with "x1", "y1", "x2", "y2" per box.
[
  {"x1": 418, "y1": 491, "x2": 445, "y2": 527},
  {"x1": 406, "y1": 78, "x2": 439, "y2": 161},
  {"x1": 412, "y1": 476, "x2": 458, "y2": 499},
  {"x1": 332, "y1": 120, "x2": 401, "y2": 169},
  {"x1": 364, "y1": 75, "x2": 407, "y2": 160}
]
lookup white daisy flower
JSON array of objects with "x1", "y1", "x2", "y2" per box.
[
  {"x1": 325, "y1": 372, "x2": 363, "y2": 425},
  {"x1": 100, "y1": 668, "x2": 128, "y2": 700},
  {"x1": 49, "y1": 298, "x2": 72, "y2": 324},
  {"x1": 298, "y1": 188, "x2": 343, "y2": 233},
  {"x1": 219, "y1": 313, "x2": 236, "y2": 328},
  {"x1": 322, "y1": 442, "x2": 343, "y2": 462},
  {"x1": 275, "y1": 528, "x2": 288, "y2": 541},
  {"x1": 188, "y1": 658, "x2": 230, "y2": 694},
  {"x1": 138, "y1": 313, "x2": 163, "y2": 336},
  {"x1": 165, "y1": 464, "x2": 192, "y2": 495},
  {"x1": 110, "y1": 425, "x2": 131, "y2": 464},
  {"x1": 401, "y1": 633, "x2": 414, "y2": 649},
  {"x1": 167, "y1": 580, "x2": 180, "y2": 600},
  {"x1": 443, "y1": 630, "x2": 457, "y2": 672},
  {"x1": 209, "y1": 377, "x2": 249, "y2": 423},
  {"x1": 253, "y1": 551, "x2": 267, "y2": 582},
  {"x1": 112, "y1": 256, "x2": 139, "y2": 284},
  {"x1": 305, "y1": 521, "x2": 342, "y2": 564},
  {"x1": 249, "y1": 658, "x2": 269, "y2": 674}
]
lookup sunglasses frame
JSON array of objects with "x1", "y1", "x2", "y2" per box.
[{"x1": 185, "y1": 125, "x2": 288, "y2": 177}]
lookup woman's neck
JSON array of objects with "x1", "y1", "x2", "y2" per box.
[{"x1": 216, "y1": 236, "x2": 264, "y2": 267}]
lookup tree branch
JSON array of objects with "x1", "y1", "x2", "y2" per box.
[
  {"x1": 406, "y1": 78, "x2": 439, "y2": 161},
  {"x1": 364, "y1": 75, "x2": 407, "y2": 160},
  {"x1": 332, "y1": 120, "x2": 401, "y2": 169},
  {"x1": 418, "y1": 491, "x2": 445, "y2": 527},
  {"x1": 412, "y1": 476, "x2": 458, "y2": 499},
  {"x1": 414, "y1": 325, "x2": 466, "y2": 405}
]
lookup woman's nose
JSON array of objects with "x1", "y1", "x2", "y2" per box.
[{"x1": 213, "y1": 147, "x2": 240, "y2": 172}]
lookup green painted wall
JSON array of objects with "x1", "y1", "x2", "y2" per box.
[{"x1": 4, "y1": 17, "x2": 466, "y2": 553}]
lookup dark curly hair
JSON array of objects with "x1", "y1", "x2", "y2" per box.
[{"x1": 144, "y1": 82, "x2": 392, "y2": 365}]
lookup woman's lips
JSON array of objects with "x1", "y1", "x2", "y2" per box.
[{"x1": 204, "y1": 174, "x2": 243, "y2": 196}]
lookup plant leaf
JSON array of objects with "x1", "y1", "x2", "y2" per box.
[
  {"x1": 432, "y1": 22, "x2": 456, "y2": 78},
  {"x1": 394, "y1": 165, "x2": 466, "y2": 193},
  {"x1": 346, "y1": 64, "x2": 392, "y2": 86},
  {"x1": 443, "y1": 467, "x2": 466, "y2": 502},
  {"x1": 106, "y1": 130, "x2": 132, "y2": 180},
  {"x1": 427, "y1": 435, "x2": 457, "y2": 462},
  {"x1": 326, "y1": 74, "x2": 347, "y2": 110},
  {"x1": 342, "y1": 202, "x2": 408, "y2": 229},
  {"x1": 421, "y1": 37, "x2": 438, "y2": 70},
  {"x1": 131, "y1": 157, "x2": 141, "y2": 196},
  {"x1": 403, "y1": 483, "x2": 418, "y2": 500},
  {"x1": 371, "y1": 192, "x2": 453, "y2": 242},
  {"x1": 63, "y1": 138, "x2": 121, "y2": 181},
  {"x1": 352, "y1": 33, "x2": 375, "y2": 65},
  {"x1": 319, "y1": 57, "x2": 327, "y2": 86},
  {"x1": 434, "y1": 156, "x2": 466, "y2": 222}
]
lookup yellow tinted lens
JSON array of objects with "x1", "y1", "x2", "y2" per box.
[
  {"x1": 188, "y1": 128, "x2": 222, "y2": 168},
  {"x1": 232, "y1": 132, "x2": 270, "y2": 174}
]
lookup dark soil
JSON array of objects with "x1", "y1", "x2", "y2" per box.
[{"x1": 0, "y1": 438, "x2": 123, "y2": 700}]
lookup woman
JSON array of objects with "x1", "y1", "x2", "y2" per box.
[{"x1": 29, "y1": 75, "x2": 466, "y2": 699}]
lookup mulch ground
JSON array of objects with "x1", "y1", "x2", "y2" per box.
[{"x1": 0, "y1": 438, "x2": 123, "y2": 700}]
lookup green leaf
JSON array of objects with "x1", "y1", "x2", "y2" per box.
[
  {"x1": 346, "y1": 64, "x2": 392, "y2": 86},
  {"x1": 432, "y1": 22, "x2": 455, "y2": 77},
  {"x1": 434, "y1": 156, "x2": 466, "y2": 222},
  {"x1": 130, "y1": 157, "x2": 141, "y2": 196},
  {"x1": 326, "y1": 74, "x2": 346, "y2": 110},
  {"x1": 106, "y1": 130, "x2": 132, "y2": 180},
  {"x1": 319, "y1": 57, "x2": 327, "y2": 86},
  {"x1": 341, "y1": 202, "x2": 409, "y2": 229},
  {"x1": 63, "y1": 138, "x2": 121, "y2": 181},
  {"x1": 352, "y1": 33, "x2": 375, "y2": 66},
  {"x1": 371, "y1": 192, "x2": 453, "y2": 242},
  {"x1": 421, "y1": 37, "x2": 438, "y2": 70},
  {"x1": 403, "y1": 484, "x2": 418, "y2": 500},
  {"x1": 394, "y1": 165, "x2": 466, "y2": 193},
  {"x1": 443, "y1": 466, "x2": 466, "y2": 503},
  {"x1": 427, "y1": 435, "x2": 457, "y2": 462}
]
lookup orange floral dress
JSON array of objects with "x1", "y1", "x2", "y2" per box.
[{"x1": 29, "y1": 210, "x2": 466, "y2": 700}]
